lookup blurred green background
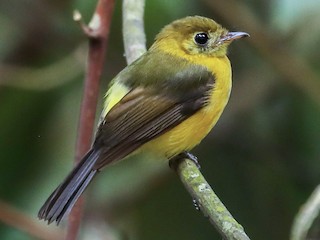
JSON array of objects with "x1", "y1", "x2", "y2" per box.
[{"x1": 0, "y1": 0, "x2": 319, "y2": 239}]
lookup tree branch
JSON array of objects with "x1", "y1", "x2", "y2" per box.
[
  {"x1": 66, "y1": 1, "x2": 115, "y2": 240},
  {"x1": 0, "y1": 45, "x2": 85, "y2": 90},
  {"x1": 291, "y1": 185, "x2": 320, "y2": 240},
  {"x1": 173, "y1": 158, "x2": 250, "y2": 240},
  {"x1": 122, "y1": 2, "x2": 250, "y2": 239},
  {"x1": 0, "y1": 200, "x2": 63, "y2": 240},
  {"x1": 122, "y1": 0, "x2": 146, "y2": 65}
]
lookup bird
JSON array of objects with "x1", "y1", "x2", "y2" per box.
[{"x1": 38, "y1": 16, "x2": 249, "y2": 224}]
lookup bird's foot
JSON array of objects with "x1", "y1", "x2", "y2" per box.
[{"x1": 169, "y1": 151, "x2": 201, "y2": 170}]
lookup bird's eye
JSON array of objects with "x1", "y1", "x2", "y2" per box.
[{"x1": 194, "y1": 32, "x2": 209, "y2": 46}]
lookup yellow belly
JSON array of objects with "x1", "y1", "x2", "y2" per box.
[{"x1": 142, "y1": 55, "x2": 232, "y2": 158}]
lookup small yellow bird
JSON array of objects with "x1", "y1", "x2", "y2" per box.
[{"x1": 38, "y1": 16, "x2": 248, "y2": 224}]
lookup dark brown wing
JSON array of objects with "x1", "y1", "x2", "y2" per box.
[{"x1": 93, "y1": 78, "x2": 214, "y2": 170}]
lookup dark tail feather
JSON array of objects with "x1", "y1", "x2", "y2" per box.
[{"x1": 38, "y1": 149, "x2": 100, "y2": 224}]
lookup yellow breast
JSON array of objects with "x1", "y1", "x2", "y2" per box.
[{"x1": 142, "y1": 50, "x2": 232, "y2": 158}]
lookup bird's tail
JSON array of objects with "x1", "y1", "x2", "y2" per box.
[{"x1": 38, "y1": 148, "x2": 100, "y2": 224}]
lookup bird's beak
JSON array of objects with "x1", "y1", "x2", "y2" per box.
[{"x1": 220, "y1": 32, "x2": 250, "y2": 43}]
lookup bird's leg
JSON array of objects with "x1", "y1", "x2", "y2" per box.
[{"x1": 169, "y1": 151, "x2": 201, "y2": 170}]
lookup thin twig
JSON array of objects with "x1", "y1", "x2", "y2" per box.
[
  {"x1": 0, "y1": 200, "x2": 63, "y2": 240},
  {"x1": 291, "y1": 185, "x2": 320, "y2": 240},
  {"x1": 66, "y1": 1, "x2": 115, "y2": 240},
  {"x1": 0, "y1": 45, "x2": 85, "y2": 90},
  {"x1": 202, "y1": 0, "x2": 320, "y2": 107},
  {"x1": 122, "y1": 0, "x2": 146, "y2": 65}
]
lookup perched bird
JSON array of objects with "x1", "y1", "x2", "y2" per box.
[{"x1": 38, "y1": 16, "x2": 248, "y2": 224}]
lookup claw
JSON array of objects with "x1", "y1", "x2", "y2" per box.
[
  {"x1": 193, "y1": 199, "x2": 201, "y2": 211},
  {"x1": 169, "y1": 151, "x2": 201, "y2": 170}
]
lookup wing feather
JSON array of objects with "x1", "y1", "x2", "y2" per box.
[{"x1": 93, "y1": 76, "x2": 214, "y2": 169}]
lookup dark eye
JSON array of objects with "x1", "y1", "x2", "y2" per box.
[{"x1": 194, "y1": 32, "x2": 209, "y2": 45}]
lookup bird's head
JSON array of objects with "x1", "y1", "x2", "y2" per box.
[{"x1": 152, "y1": 16, "x2": 249, "y2": 58}]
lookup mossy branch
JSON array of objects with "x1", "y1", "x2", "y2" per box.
[{"x1": 173, "y1": 158, "x2": 250, "y2": 240}]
